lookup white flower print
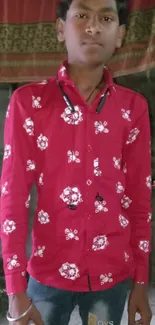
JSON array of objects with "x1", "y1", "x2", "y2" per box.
[
  {"x1": 38, "y1": 210, "x2": 50, "y2": 224},
  {"x1": 94, "y1": 121, "x2": 109, "y2": 134},
  {"x1": 86, "y1": 179, "x2": 92, "y2": 186},
  {"x1": 94, "y1": 200, "x2": 108, "y2": 213},
  {"x1": 100, "y1": 273, "x2": 113, "y2": 285},
  {"x1": 126, "y1": 128, "x2": 140, "y2": 144},
  {"x1": 21, "y1": 271, "x2": 26, "y2": 277},
  {"x1": 94, "y1": 158, "x2": 102, "y2": 176},
  {"x1": 60, "y1": 187, "x2": 83, "y2": 206},
  {"x1": 23, "y1": 118, "x2": 34, "y2": 136},
  {"x1": 32, "y1": 96, "x2": 42, "y2": 108},
  {"x1": 25, "y1": 195, "x2": 31, "y2": 208},
  {"x1": 139, "y1": 240, "x2": 149, "y2": 253},
  {"x1": 119, "y1": 215, "x2": 129, "y2": 228},
  {"x1": 6, "y1": 104, "x2": 10, "y2": 118},
  {"x1": 67, "y1": 151, "x2": 80, "y2": 163},
  {"x1": 38, "y1": 80, "x2": 48, "y2": 85},
  {"x1": 60, "y1": 66, "x2": 66, "y2": 76},
  {"x1": 123, "y1": 163, "x2": 127, "y2": 174},
  {"x1": 147, "y1": 213, "x2": 152, "y2": 222},
  {"x1": 116, "y1": 182, "x2": 124, "y2": 194},
  {"x1": 101, "y1": 90, "x2": 110, "y2": 97},
  {"x1": 121, "y1": 195, "x2": 132, "y2": 209},
  {"x1": 121, "y1": 109, "x2": 131, "y2": 122},
  {"x1": 146, "y1": 176, "x2": 151, "y2": 190},
  {"x1": 113, "y1": 157, "x2": 121, "y2": 170},
  {"x1": 92, "y1": 235, "x2": 109, "y2": 251},
  {"x1": 37, "y1": 134, "x2": 48, "y2": 151},
  {"x1": 7, "y1": 255, "x2": 20, "y2": 270},
  {"x1": 124, "y1": 252, "x2": 129, "y2": 262},
  {"x1": 34, "y1": 246, "x2": 45, "y2": 258},
  {"x1": 61, "y1": 106, "x2": 83, "y2": 125},
  {"x1": 26, "y1": 160, "x2": 36, "y2": 171},
  {"x1": 137, "y1": 281, "x2": 145, "y2": 285},
  {"x1": 3, "y1": 220, "x2": 16, "y2": 235},
  {"x1": 4, "y1": 144, "x2": 11, "y2": 160},
  {"x1": 39, "y1": 173, "x2": 44, "y2": 185},
  {"x1": 59, "y1": 262, "x2": 80, "y2": 280},
  {"x1": 65, "y1": 229, "x2": 79, "y2": 241},
  {"x1": 1, "y1": 182, "x2": 8, "y2": 196}
]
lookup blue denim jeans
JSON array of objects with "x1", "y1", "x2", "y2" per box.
[{"x1": 27, "y1": 276, "x2": 129, "y2": 325}]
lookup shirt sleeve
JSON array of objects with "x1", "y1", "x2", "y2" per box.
[
  {"x1": 123, "y1": 95, "x2": 152, "y2": 284},
  {"x1": 0, "y1": 89, "x2": 35, "y2": 295}
]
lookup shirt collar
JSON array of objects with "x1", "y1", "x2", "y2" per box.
[{"x1": 57, "y1": 60, "x2": 114, "y2": 95}]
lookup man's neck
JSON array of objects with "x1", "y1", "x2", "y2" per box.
[{"x1": 67, "y1": 62, "x2": 105, "y2": 92}]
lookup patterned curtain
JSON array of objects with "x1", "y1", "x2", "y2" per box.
[{"x1": 0, "y1": 0, "x2": 154, "y2": 82}]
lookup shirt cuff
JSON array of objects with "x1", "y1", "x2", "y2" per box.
[
  {"x1": 5, "y1": 272, "x2": 28, "y2": 295},
  {"x1": 132, "y1": 266, "x2": 149, "y2": 284}
]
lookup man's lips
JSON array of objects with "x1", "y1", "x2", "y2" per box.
[{"x1": 82, "y1": 40, "x2": 102, "y2": 47}]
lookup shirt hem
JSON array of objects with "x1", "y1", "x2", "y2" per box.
[{"x1": 27, "y1": 269, "x2": 133, "y2": 292}]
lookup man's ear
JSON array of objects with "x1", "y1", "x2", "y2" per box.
[
  {"x1": 56, "y1": 18, "x2": 65, "y2": 42},
  {"x1": 116, "y1": 25, "x2": 126, "y2": 49}
]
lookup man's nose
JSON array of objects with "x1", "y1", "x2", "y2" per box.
[{"x1": 85, "y1": 16, "x2": 102, "y2": 35}]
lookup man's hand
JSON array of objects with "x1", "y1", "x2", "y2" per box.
[
  {"x1": 8, "y1": 292, "x2": 43, "y2": 325},
  {"x1": 128, "y1": 283, "x2": 152, "y2": 325}
]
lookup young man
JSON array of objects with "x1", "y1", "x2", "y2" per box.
[{"x1": 0, "y1": 0, "x2": 152, "y2": 324}]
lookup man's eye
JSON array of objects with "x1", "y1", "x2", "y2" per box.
[
  {"x1": 102, "y1": 16, "x2": 113, "y2": 22},
  {"x1": 76, "y1": 14, "x2": 87, "y2": 19}
]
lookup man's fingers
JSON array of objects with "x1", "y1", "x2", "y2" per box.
[
  {"x1": 31, "y1": 307, "x2": 43, "y2": 325},
  {"x1": 135, "y1": 319, "x2": 142, "y2": 325},
  {"x1": 128, "y1": 306, "x2": 136, "y2": 325},
  {"x1": 128, "y1": 311, "x2": 152, "y2": 325},
  {"x1": 141, "y1": 314, "x2": 152, "y2": 325},
  {"x1": 31, "y1": 316, "x2": 43, "y2": 325}
]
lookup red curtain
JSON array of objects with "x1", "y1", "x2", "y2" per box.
[{"x1": 0, "y1": 0, "x2": 154, "y2": 82}]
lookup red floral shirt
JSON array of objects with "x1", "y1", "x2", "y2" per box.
[{"x1": 0, "y1": 61, "x2": 152, "y2": 295}]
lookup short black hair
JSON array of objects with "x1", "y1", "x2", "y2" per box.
[{"x1": 57, "y1": 0, "x2": 129, "y2": 25}]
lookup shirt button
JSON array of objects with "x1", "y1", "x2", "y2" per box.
[
  {"x1": 87, "y1": 145, "x2": 92, "y2": 152},
  {"x1": 86, "y1": 179, "x2": 92, "y2": 186}
]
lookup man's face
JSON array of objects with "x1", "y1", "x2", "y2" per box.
[{"x1": 57, "y1": 0, "x2": 125, "y2": 67}]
